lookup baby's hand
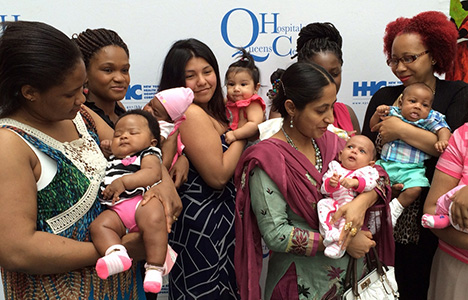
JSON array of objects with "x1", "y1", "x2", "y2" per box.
[
  {"x1": 330, "y1": 173, "x2": 341, "y2": 187},
  {"x1": 435, "y1": 140, "x2": 449, "y2": 153},
  {"x1": 376, "y1": 105, "x2": 390, "y2": 118},
  {"x1": 100, "y1": 139, "x2": 113, "y2": 158},
  {"x1": 340, "y1": 177, "x2": 359, "y2": 189},
  {"x1": 225, "y1": 131, "x2": 237, "y2": 144},
  {"x1": 346, "y1": 130, "x2": 356, "y2": 138},
  {"x1": 103, "y1": 179, "x2": 126, "y2": 204}
]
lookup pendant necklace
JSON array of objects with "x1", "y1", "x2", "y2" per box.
[{"x1": 281, "y1": 127, "x2": 323, "y2": 172}]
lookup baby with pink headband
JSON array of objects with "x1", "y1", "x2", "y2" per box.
[
  {"x1": 145, "y1": 87, "x2": 193, "y2": 141},
  {"x1": 143, "y1": 87, "x2": 193, "y2": 169}
]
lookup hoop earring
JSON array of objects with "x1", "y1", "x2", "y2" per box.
[{"x1": 290, "y1": 118, "x2": 294, "y2": 128}]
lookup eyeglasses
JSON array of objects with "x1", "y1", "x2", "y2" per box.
[{"x1": 386, "y1": 50, "x2": 430, "y2": 67}]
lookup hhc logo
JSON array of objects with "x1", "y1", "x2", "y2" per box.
[
  {"x1": 220, "y1": 8, "x2": 302, "y2": 62},
  {"x1": 126, "y1": 84, "x2": 142, "y2": 100},
  {"x1": 353, "y1": 81, "x2": 387, "y2": 97},
  {"x1": 352, "y1": 80, "x2": 401, "y2": 97},
  {"x1": 125, "y1": 84, "x2": 158, "y2": 101}
]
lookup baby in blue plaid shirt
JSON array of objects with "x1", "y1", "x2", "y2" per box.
[{"x1": 369, "y1": 83, "x2": 451, "y2": 227}]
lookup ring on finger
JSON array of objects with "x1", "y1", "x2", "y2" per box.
[
  {"x1": 350, "y1": 227, "x2": 358, "y2": 237},
  {"x1": 172, "y1": 215, "x2": 178, "y2": 221},
  {"x1": 344, "y1": 222, "x2": 353, "y2": 231}
]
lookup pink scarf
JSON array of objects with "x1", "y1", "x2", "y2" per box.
[
  {"x1": 234, "y1": 132, "x2": 394, "y2": 300},
  {"x1": 234, "y1": 132, "x2": 344, "y2": 300}
]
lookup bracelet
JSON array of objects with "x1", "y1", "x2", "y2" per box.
[{"x1": 146, "y1": 179, "x2": 162, "y2": 191}]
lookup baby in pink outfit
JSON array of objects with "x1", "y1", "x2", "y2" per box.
[
  {"x1": 91, "y1": 110, "x2": 177, "y2": 294},
  {"x1": 224, "y1": 48, "x2": 265, "y2": 144},
  {"x1": 318, "y1": 135, "x2": 379, "y2": 258},
  {"x1": 422, "y1": 185, "x2": 468, "y2": 232}
]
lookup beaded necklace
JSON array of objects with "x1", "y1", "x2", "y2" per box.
[{"x1": 281, "y1": 127, "x2": 323, "y2": 172}]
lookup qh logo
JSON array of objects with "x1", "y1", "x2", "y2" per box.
[
  {"x1": 220, "y1": 8, "x2": 302, "y2": 62},
  {"x1": 0, "y1": 14, "x2": 20, "y2": 32},
  {"x1": 0, "y1": 14, "x2": 20, "y2": 22}
]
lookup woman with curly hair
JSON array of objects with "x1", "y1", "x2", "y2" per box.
[{"x1": 361, "y1": 11, "x2": 468, "y2": 300}]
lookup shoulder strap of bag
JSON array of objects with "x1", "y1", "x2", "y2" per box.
[
  {"x1": 345, "y1": 247, "x2": 392, "y2": 297},
  {"x1": 344, "y1": 255, "x2": 359, "y2": 298}
]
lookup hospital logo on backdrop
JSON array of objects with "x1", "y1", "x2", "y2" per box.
[
  {"x1": 0, "y1": 14, "x2": 20, "y2": 31},
  {"x1": 220, "y1": 8, "x2": 302, "y2": 62},
  {"x1": 124, "y1": 84, "x2": 158, "y2": 101},
  {"x1": 0, "y1": 14, "x2": 20, "y2": 22},
  {"x1": 351, "y1": 80, "x2": 401, "y2": 106}
]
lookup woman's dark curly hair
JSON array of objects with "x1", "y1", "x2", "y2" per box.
[
  {"x1": 383, "y1": 11, "x2": 458, "y2": 75},
  {"x1": 72, "y1": 28, "x2": 129, "y2": 69}
]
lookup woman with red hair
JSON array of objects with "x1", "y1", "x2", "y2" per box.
[{"x1": 362, "y1": 11, "x2": 468, "y2": 300}]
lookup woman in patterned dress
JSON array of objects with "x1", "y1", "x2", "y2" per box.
[
  {"x1": 0, "y1": 21, "x2": 180, "y2": 299},
  {"x1": 158, "y1": 38, "x2": 247, "y2": 299}
]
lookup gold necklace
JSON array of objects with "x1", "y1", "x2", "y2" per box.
[{"x1": 281, "y1": 127, "x2": 322, "y2": 172}]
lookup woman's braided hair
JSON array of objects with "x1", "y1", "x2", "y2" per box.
[
  {"x1": 72, "y1": 28, "x2": 129, "y2": 68},
  {"x1": 294, "y1": 22, "x2": 343, "y2": 65}
]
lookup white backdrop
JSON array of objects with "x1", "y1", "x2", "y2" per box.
[{"x1": 1, "y1": 1, "x2": 450, "y2": 299}]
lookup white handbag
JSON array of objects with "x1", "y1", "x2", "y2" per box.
[{"x1": 342, "y1": 247, "x2": 399, "y2": 300}]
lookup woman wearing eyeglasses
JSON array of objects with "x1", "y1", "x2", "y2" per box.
[{"x1": 362, "y1": 11, "x2": 468, "y2": 300}]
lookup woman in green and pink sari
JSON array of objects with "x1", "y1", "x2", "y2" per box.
[{"x1": 235, "y1": 62, "x2": 393, "y2": 300}]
